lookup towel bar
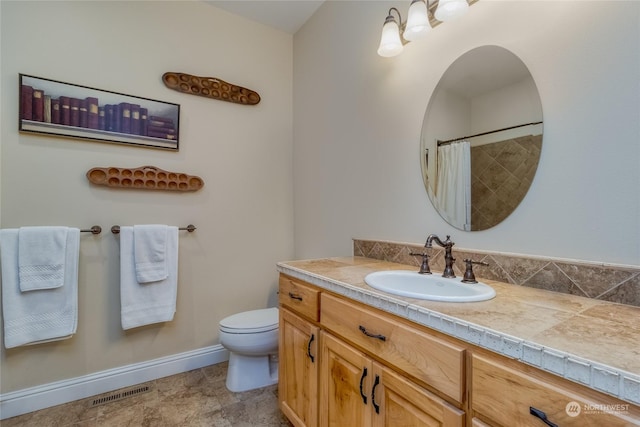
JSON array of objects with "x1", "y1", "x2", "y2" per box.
[
  {"x1": 80, "y1": 226, "x2": 102, "y2": 235},
  {"x1": 110, "y1": 224, "x2": 196, "y2": 234}
]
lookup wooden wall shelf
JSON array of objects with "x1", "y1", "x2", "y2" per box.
[
  {"x1": 162, "y1": 72, "x2": 260, "y2": 105},
  {"x1": 87, "y1": 165, "x2": 204, "y2": 192}
]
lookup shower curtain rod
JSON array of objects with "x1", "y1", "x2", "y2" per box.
[{"x1": 437, "y1": 121, "x2": 543, "y2": 146}]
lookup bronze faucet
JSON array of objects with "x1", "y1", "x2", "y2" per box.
[
  {"x1": 425, "y1": 234, "x2": 456, "y2": 278},
  {"x1": 409, "y1": 252, "x2": 431, "y2": 274},
  {"x1": 461, "y1": 258, "x2": 490, "y2": 283}
]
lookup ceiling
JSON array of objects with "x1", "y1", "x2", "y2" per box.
[{"x1": 204, "y1": 1, "x2": 324, "y2": 34}]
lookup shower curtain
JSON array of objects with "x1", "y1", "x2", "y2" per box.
[{"x1": 435, "y1": 141, "x2": 471, "y2": 231}]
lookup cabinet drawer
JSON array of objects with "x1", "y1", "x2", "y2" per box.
[
  {"x1": 279, "y1": 275, "x2": 320, "y2": 322},
  {"x1": 472, "y1": 353, "x2": 640, "y2": 427},
  {"x1": 321, "y1": 293, "x2": 465, "y2": 403}
]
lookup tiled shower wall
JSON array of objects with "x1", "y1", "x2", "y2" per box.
[
  {"x1": 470, "y1": 135, "x2": 542, "y2": 230},
  {"x1": 353, "y1": 239, "x2": 640, "y2": 308}
]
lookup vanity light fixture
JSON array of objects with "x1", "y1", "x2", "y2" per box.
[{"x1": 377, "y1": 0, "x2": 472, "y2": 58}]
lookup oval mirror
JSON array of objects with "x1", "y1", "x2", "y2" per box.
[{"x1": 421, "y1": 45, "x2": 543, "y2": 231}]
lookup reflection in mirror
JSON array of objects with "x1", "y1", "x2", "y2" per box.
[{"x1": 421, "y1": 45, "x2": 543, "y2": 231}]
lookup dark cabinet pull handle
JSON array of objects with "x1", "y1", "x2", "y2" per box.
[
  {"x1": 371, "y1": 375, "x2": 381, "y2": 414},
  {"x1": 359, "y1": 367, "x2": 368, "y2": 404},
  {"x1": 288, "y1": 292, "x2": 303, "y2": 301},
  {"x1": 307, "y1": 334, "x2": 315, "y2": 363},
  {"x1": 359, "y1": 325, "x2": 386, "y2": 341},
  {"x1": 530, "y1": 407, "x2": 558, "y2": 427}
]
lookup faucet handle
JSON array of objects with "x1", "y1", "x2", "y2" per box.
[
  {"x1": 461, "y1": 258, "x2": 489, "y2": 284},
  {"x1": 409, "y1": 252, "x2": 432, "y2": 275}
]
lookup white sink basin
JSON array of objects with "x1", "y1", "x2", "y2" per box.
[{"x1": 364, "y1": 270, "x2": 496, "y2": 302}]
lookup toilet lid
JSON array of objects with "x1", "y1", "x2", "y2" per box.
[{"x1": 219, "y1": 307, "x2": 279, "y2": 334}]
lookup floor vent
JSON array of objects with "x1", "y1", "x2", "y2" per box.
[{"x1": 88, "y1": 383, "x2": 153, "y2": 408}]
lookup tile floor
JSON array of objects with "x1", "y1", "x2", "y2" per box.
[{"x1": 2, "y1": 362, "x2": 293, "y2": 426}]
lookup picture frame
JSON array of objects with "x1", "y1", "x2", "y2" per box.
[{"x1": 19, "y1": 74, "x2": 180, "y2": 151}]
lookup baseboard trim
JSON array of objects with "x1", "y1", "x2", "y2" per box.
[{"x1": 0, "y1": 344, "x2": 229, "y2": 420}]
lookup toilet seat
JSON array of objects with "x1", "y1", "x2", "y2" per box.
[{"x1": 219, "y1": 307, "x2": 278, "y2": 334}]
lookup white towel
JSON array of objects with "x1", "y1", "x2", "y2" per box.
[
  {"x1": 18, "y1": 226, "x2": 69, "y2": 291},
  {"x1": 120, "y1": 226, "x2": 178, "y2": 330},
  {"x1": 133, "y1": 224, "x2": 169, "y2": 283},
  {"x1": 1, "y1": 228, "x2": 79, "y2": 349}
]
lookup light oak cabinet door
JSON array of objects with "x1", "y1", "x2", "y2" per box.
[
  {"x1": 319, "y1": 332, "x2": 373, "y2": 427},
  {"x1": 319, "y1": 332, "x2": 464, "y2": 427},
  {"x1": 371, "y1": 364, "x2": 465, "y2": 427},
  {"x1": 279, "y1": 308, "x2": 319, "y2": 427}
]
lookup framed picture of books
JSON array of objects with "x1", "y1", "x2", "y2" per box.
[{"x1": 19, "y1": 74, "x2": 180, "y2": 151}]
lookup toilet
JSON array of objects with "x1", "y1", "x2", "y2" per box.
[{"x1": 218, "y1": 307, "x2": 279, "y2": 392}]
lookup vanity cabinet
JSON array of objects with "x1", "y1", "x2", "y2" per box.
[
  {"x1": 471, "y1": 352, "x2": 640, "y2": 427},
  {"x1": 278, "y1": 273, "x2": 640, "y2": 427}
]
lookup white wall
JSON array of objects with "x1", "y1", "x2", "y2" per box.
[
  {"x1": 0, "y1": 1, "x2": 294, "y2": 393},
  {"x1": 470, "y1": 77, "x2": 542, "y2": 137},
  {"x1": 293, "y1": 0, "x2": 640, "y2": 266}
]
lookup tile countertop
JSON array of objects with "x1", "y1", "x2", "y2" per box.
[{"x1": 276, "y1": 256, "x2": 640, "y2": 406}]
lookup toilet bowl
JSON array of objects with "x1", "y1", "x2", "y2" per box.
[{"x1": 219, "y1": 307, "x2": 279, "y2": 392}]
